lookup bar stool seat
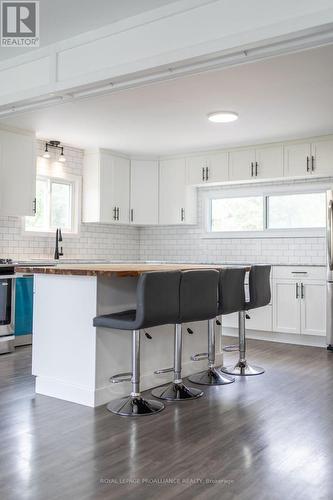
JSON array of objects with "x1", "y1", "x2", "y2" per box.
[
  {"x1": 152, "y1": 269, "x2": 219, "y2": 401},
  {"x1": 188, "y1": 267, "x2": 246, "y2": 385},
  {"x1": 93, "y1": 271, "x2": 181, "y2": 416},
  {"x1": 222, "y1": 265, "x2": 271, "y2": 376}
]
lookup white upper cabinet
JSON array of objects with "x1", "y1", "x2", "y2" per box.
[
  {"x1": 284, "y1": 142, "x2": 312, "y2": 177},
  {"x1": 254, "y1": 145, "x2": 283, "y2": 179},
  {"x1": 130, "y1": 160, "x2": 159, "y2": 225},
  {"x1": 311, "y1": 138, "x2": 333, "y2": 177},
  {"x1": 284, "y1": 138, "x2": 333, "y2": 178},
  {"x1": 0, "y1": 128, "x2": 36, "y2": 216},
  {"x1": 186, "y1": 152, "x2": 228, "y2": 185},
  {"x1": 159, "y1": 158, "x2": 197, "y2": 225},
  {"x1": 229, "y1": 146, "x2": 283, "y2": 182},
  {"x1": 83, "y1": 150, "x2": 130, "y2": 224},
  {"x1": 229, "y1": 149, "x2": 255, "y2": 181}
]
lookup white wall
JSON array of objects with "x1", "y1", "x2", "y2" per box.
[
  {"x1": 139, "y1": 185, "x2": 326, "y2": 265},
  {"x1": 0, "y1": 140, "x2": 327, "y2": 265},
  {"x1": 0, "y1": 141, "x2": 139, "y2": 261}
]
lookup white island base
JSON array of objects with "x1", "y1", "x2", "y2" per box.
[{"x1": 32, "y1": 273, "x2": 224, "y2": 407}]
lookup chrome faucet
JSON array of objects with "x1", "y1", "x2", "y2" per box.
[{"x1": 54, "y1": 228, "x2": 64, "y2": 260}]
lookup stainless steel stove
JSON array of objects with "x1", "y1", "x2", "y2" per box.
[{"x1": 0, "y1": 259, "x2": 16, "y2": 354}]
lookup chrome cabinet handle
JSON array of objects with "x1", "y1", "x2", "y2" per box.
[
  {"x1": 311, "y1": 155, "x2": 315, "y2": 172},
  {"x1": 306, "y1": 156, "x2": 310, "y2": 172},
  {"x1": 113, "y1": 206, "x2": 117, "y2": 220},
  {"x1": 181, "y1": 208, "x2": 185, "y2": 222},
  {"x1": 296, "y1": 282, "x2": 299, "y2": 299},
  {"x1": 205, "y1": 166, "x2": 209, "y2": 181},
  {"x1": 202, "y1": 167, "x2": 205, "y2": 181},
  {"x1": 33, "y1": 198, "x2": 37, "y2": 215},
  {"x1": 255, "y1": 162, "x2": 258, "y2": 176},
  {"x1": 301, "y1": 283, "x2": 305, "y2": 299},
  {"x1": 251, "y1": 162, "x2": 254, "y2": 177},
  {"x1": 130, "y1": 209, "x2": 134, "y2": 222},
  {"x1": 328, "y1": 200, "x2": 333, "y2": 271},
  {"x1": 116, "y1": 207, "x2": 120, "y2": 221}
]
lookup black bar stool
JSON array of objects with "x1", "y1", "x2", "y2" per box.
[
  {"x1": 189, "y1": 267, "x2": 247, "y2": 385},
  {"x1": 93, "y1": 271, "x2": 181, "y2": 416},
  {"x1": 222, "y1": 265, "x2": 271, "y2": 376},
  {"x1": 152, "y1": 269, "x2": 219, "y2": 401}
]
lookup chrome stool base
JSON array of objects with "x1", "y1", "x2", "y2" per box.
[
  {"x1": 152, "y1": 382, "x2": 203, "y2": 401},
  {"x1": 222, "y1": 361, "x2": 265, "y2": 376},
  {"x1": 106, "y1": 396, "x2": 165, "y2": 416},
  {"x1": 188, "y1": 367, "x2": 235, "y2": 385}
]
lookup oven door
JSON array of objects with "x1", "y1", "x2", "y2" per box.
[{"x1": 0, "y1": 278, "x2": 13, "y2": 337}]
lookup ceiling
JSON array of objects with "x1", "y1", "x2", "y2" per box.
[
  {"x1": 0, "y1": 0, "x2": 177, "y2": 61},
  {"x1": 2, "y1": 44, "x2": 333, "y2": 155}
]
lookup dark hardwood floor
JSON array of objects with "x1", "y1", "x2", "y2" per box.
[{"x1": 0, "y1": 338, "x2": 332, "y2": 500}]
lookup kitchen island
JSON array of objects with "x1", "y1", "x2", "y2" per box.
[{"x1": 17, "y1": 263, "x2": 231, "y2": 407}]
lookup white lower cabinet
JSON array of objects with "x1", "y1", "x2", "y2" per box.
[
  {"x1": 223, "y1": 267, "x2": 326, "y2": 339},
  {"x1": 222, "y1": 305, "x2": 272, "y2": 332},
  {"x1": 273, "y1": 279, "x2": 301, "y2": 334},
  {"x1": 300, "y1": 281, "x2": 326, "y2": 336},
  {"x1": 273, "y1": 278, "x2": 326, "y2": 336}
]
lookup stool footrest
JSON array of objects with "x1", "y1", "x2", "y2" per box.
[
  {"x1": 154, "y1": 367, "x2": 174, "y2": 375},
  {"x1": 191, "y1": 352, "x2": 208, "y2": 361},
  {"x1": 110, "y1": 372, "x2": 132, "y2": 383},
  {"x1": 223, "y1": 344, "x2": 239, "y2": 352}
]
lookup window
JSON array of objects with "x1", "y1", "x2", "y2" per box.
[
  {"x1": 211, "y1": 196, "x2": 264, "y2": 232},
  {"x1": 268, "y1": 193, "x2": 326, "y2": 229},
  {"x1": 209, "y1": 191, "x2": 326, "y2": 235}
]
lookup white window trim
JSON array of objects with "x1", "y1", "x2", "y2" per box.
[
  {"x1": 23, "y1": 157, "x2": 82, "y2": 237},
  {"x1": 202, "y1": 182, "x2": 327, "y2": 239}
]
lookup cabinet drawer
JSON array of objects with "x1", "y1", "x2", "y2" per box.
[{"x1": 272, "y1": 266, "x2": 325, "y2": 281}]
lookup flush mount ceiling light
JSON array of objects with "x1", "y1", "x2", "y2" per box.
[
  {"x1": 207, "y1": 111, "x2": 239, "y2": 123},
  {"x1": 43, "y1": 140, "x2": 66, "y2": 162}
]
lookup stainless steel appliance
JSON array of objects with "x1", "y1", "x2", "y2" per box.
[
  {"x1": 0, "y1": 259, "x2": 16, "y2": 354},
  {"x1": 326, "y1": 191, "x2": 333, "y2": 350}
]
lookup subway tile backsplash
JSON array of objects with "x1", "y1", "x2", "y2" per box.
[
  {"x1": 139, "y1": 188, "x2": 327, "y2": 265},
  {"x1": 0, "y1": 141, "x2": 327, "y2": 264}
]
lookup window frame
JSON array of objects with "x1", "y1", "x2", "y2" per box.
[
  {"x1": 204, "y1": 184, "x2": 327, "y2": 239},
  {"x1": 24, "y1": 157, "x2": 81, "y2": 237}
]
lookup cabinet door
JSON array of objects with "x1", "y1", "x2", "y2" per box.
[
  {"x1": 311, "y1": 139, "x2": 333, "y2": 177},
  {"x1": 255, "y1": 145, "x2": 283, "y2": 179},
  {"x1": 246, "y1": 304, "x2": 273, "y2": 331},
  {"x1": 159, "y1": 159, "x2": 196, "y2": 225},
  {"x1": 99, "y1": 153, "x2": 117, "y2": 223},
  {"x1": 0, "y1": 130, "x2": 36, "y2": 216},
  {"x1": 130, "y1": 160, "x2": 158, "y2": 225},
  {"x1": 186, "y1": 152, "x2": 228, "y2": 185},
  {"x1": 284, "y1": 143, "x2": 311, "y2": 177},
  {"x1": 273, "y1": 279, "x2": 301, "y2": 334},
  {"x1": 300, "y1": 281, "x2": 326, "y2": 336},
  {"x1": 229, "y1": 149, "x2": 255, "y2": 181},
  {"x1": 112, "y1": 156, "x2": 130, "y2": 224}
]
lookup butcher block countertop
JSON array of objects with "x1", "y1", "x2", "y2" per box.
[{"x1": 16, "y1": 263, "x2": 250, "y2": 277}]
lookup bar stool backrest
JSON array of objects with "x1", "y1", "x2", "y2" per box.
[
  {"x1": 179, "y1": 269, "x2": 219, "y2": 323},
  {"x1": 136, "y1": 271, "x2": 181, "y2": 328},
  {"x1": 247, "y1": 265, "x2": 271, "y2": 310},
  {"x1": 218, "y1": 268, "x2": 246, "y2": 315}
]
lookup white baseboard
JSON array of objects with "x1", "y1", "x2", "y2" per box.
[
  {"x1": 223, "y1": 327, "x2": 326, "y2": 348},
  {"x1": 36, "y1": 354, "x2": 224, "y2": 408}
]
